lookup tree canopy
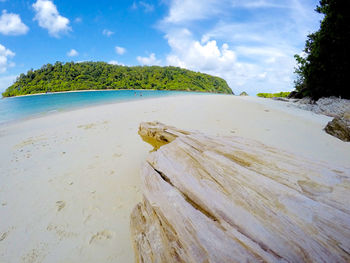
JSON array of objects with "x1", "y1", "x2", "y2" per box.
[
  {"x1": 293, "y1": 0, "x2": 350, "y2": 99},
  {"x1": 257, "y1": 92, "x2": 290, "y2": 98},
  {"x1": 2, "y1": 62, "x2": 233, "y2": 97}
]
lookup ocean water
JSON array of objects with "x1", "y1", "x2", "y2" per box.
[{"x1": 0, "y1": 90, "x2": 199, "y2": 124}]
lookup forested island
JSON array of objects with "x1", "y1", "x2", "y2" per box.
[{"x1": 2, "y1": 62, "x2": 232, "y2": 97}]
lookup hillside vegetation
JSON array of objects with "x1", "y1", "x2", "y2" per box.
[
  {"x1": 257, "y1": 92, "x2": 290, "y2": 98},
  {"x1": 2, "y1": 62, "x2": 232, "y2": 97},
  {"x1": 293, "y1": 0, "x2": 350, "y2": 99}
]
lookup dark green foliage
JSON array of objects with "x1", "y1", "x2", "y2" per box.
[
  {"x1": 294, "y1": 0, "x2": 350, "y2": 99},
  {"x1": 2, "y1": 62, "x2": 232, "y2": 97},
  {"x1": 257, "y1": 92, "x2": 291, "y2": 98}
]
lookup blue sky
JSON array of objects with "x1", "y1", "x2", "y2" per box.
[{"x1": 0, "y1": 0, "x2": 321, "y2": 95}]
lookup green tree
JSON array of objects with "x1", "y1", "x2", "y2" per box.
[{"x1": 293, "y1": 0, "x2": 350, "y2": 99}]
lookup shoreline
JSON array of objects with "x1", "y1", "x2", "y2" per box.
[
  {"x1": 1, "y1": 88, "x2": 232, "y2": 99},
  {"x1": 0, "y1": 92, "x2": 207, "y2": 127},
  {"x1": 2, "y1": 89, "x2": 158, "y2": 98}
]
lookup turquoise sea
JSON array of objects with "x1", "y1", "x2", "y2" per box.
[{"x1": 0, "y1": 90, "x2": 198, "y2": 124}]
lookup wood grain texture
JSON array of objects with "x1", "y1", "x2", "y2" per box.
[{"x1": 131, "y1": 122, "x2": 350, "y2": 263}]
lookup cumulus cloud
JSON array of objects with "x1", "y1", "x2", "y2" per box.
[
  {"x1": 102, "y1": 29, "x2": 114, "y2": 37},
  {"x1": 167, "y1": 30, "x2": 236, "y2": 70},
  {"x1": 158, "y1": 0, "x2": 321, "y2": 94},
  {"x1": 0, "y1": 44, "x2": 15, "y2": 73},
  {"x1": 108, "y1": 60, "x2": 124, "y2": 66},
  {"x1": 165, "y1": 29, "x2": 257, "y2": 88},
  {"x1": 115, "y1": 46, "x2": 126, "y2": 55},
  {"x1": 0, "y1": 10, "x2": 29, "y2": 35},
  {"x1": 33, "y1": 0, "x2": 71, "y2": 37},
  {"x1": 137, "y1": 53, "x2": 161, "y2": 65},
  {"x1": 67, "y1": 49, "x2": 78, "y2": 57}
]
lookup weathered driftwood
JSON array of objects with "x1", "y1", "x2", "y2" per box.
[{"x1": 130, "y1": 122, "x2": 350, "y2": 263}]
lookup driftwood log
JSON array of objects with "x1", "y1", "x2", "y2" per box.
[{"x1": 130, "y1": 122, "x2": 350, "y2": 262}]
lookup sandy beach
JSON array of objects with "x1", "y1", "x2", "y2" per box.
[{"x1": 1, "y1": 94, "x2": 349, "y2": 263}]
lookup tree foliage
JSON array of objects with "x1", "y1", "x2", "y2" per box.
[
  {"x1": 257, "y1": 92, "x2": 290, "y2": 98},
  {"x1": 294, "y1": 0, "x2": 350, "y2": 99},
  {"x1": 2, "y1": 62, "x2": 233, "y2": 97}
]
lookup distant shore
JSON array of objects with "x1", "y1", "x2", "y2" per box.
[
  {"x1": 1, "y1": 95, "x2": 349, "y2": 262},
  {"x1": 2, "y1": 89, "x2": 171, "y2": 98},
  {"x1": 2, "y1": 88, "x2": 228, "y2": 99}
]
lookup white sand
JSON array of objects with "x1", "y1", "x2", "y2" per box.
[{"x1": 0, "y1": 95, "x2": 349, "y2": 263}]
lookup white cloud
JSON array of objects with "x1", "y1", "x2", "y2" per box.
[
  {"x1": 0, "y1": 75, "x2": 17, "y2": 93},
  {"x1": 132, "y1": 1, "x2": 154, "y2": 13},
  {"x1": 108, "y1": 60, "x2": 124, "y2": 66},
  {"x1": 165, "y1": 29, "x2": 256, "y2": 88},
  {"x1": 33, "y1": 0, "x2": 71, "y2": 37},
  {"x1": 103, "y1": 29, "x2": 114, "y2": 37},
  {"x1": 233, "y1": 0, "x2": 286, "y2": 9},
  {"x1": 0, "y1": 10, "x2": 29, "y2": 35},
  {"x1": 137, "y1": 53, "x2": 161, "y2": 65},
  {"x1": 167, "y1": 32, "x2": 236, "y2": 71},
  {"x1": 162, "y1": 0, "x2": 299, "y2": 24},
  {"x1": 139, "y1": 1, "x2": 154, "y2": 12},
  {"x1": 162, "y1": 0, "x2": 220, "y2": 24},
  {"x1": 158, "y1": 0, "x2": 321, "y2": 94},
  {"x1": 115, "y1": 46, "x2": 126, "y2": 55},
  {"x1": 0, "y1": 44, "x2": 15, "y2": 73},
  {"x1": 67, "y1": 49, "x2": 78, "y2": 57}
]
